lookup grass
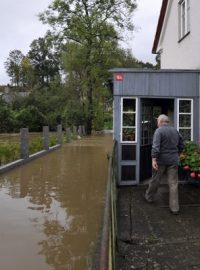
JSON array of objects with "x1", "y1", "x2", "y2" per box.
[
  {"x1": 0, "y1": 143, "x2": 20, "y2": 166},
  {"x1": 0, "y1": 130, "x2": 79, "y2": 166}
]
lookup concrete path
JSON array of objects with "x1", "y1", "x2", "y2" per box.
[{"x1": 116, "y1": 184, "x2": 200, "y2": 270}]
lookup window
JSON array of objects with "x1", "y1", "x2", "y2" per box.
[
  {"x1": 121, "y1": 98, "x2": 138, "y2": 143},
  {"x1": 177, "y1": 99, "x2": 193, "y2": 141},
  {"x1": 179, "y1": 0, "x2": 190, "y2": 40}
]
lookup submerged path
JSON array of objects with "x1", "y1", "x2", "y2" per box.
[
  {"x1": 117, "y1": 184, "x2": 200, "y2": 270},
  {"x1": 0, "y1": 135, "x2": 112, "y2": 270}
]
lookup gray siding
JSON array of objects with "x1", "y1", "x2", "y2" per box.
[
  {"x1": 113, "y1": 71, "x2": 199, "y2": 98},
  {"x1": 194, "y1": 96, "x2": 200, "y2": 140}
]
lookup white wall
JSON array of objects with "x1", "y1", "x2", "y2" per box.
[{"x1": 157, "y1": 0, "x2": 200, "y2": 69}]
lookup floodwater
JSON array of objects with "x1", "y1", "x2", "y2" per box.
[{"x1": 0, "y1": 134, "x2": 113, "y2": 270}]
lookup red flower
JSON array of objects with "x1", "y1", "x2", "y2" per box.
[
  {"x1": 190, "y1": 172, "x2": 196, "y2": 178},
  {"x1": 183, "y1": 165, "x2": 190, "y2": 170}
]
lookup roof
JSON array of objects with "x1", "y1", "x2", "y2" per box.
[
  {"x1": 152, "y1": 0, "x2": 169, "y2": 54},
  {"x1": 110, "y1": 68, "x2": 200, "y2": 73}
]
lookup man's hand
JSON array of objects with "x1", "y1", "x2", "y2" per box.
[{"x1": 152, "y1": 158, "x2": 158, "y2": 170}]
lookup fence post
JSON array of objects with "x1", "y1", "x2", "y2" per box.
[
  {"x1": 43, "y1": 126, "x2": 49, "y2": 150},
  {"x1": 20, "y1": 128, "x2": 29, "y2": 159},
  {"x1": 78, "y1": 125, "x2": 82, "y2": 136},
  {"x1": 73, "y1": 126, "x2": 77, "y2": 139},
  {"x1": 66, "y1": 127, "x2": 71, "y2": 143},
  {"x1": 57, "y1": 124, "x2": 62, "y2": 145},
  {"x1": 82, "y1": 125, "x2": 86, "y2": 136}
]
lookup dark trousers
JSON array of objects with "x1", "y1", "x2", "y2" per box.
[{"x1": 145, "y1": 165, "x2": 179, "y2": 212}]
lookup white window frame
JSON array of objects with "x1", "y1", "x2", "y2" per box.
[
  {"x1": 120, "y1": 97, "x2": 138, "y2": 143},
  {"x1": 177, "y1": 98, "x2": 193, "y2": 140},
  {"x1": 179, "y1": 0, "x2": 190, "y2": 40}
]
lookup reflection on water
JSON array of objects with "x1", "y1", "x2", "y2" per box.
[{"x1": 0, "y1": 135, "x2": 113, "y2": 270}]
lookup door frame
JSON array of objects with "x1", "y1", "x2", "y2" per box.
[{"x1": 138, "y1": 97, "x2": 175, "y2": 183}]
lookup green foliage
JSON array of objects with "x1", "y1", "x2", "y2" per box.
[
  {"x1": 0, "y1": 143, "x2": 20, "y2": 166},
  {"x1": 2, "y1": 0, "x2": 158, "y2": 135},
  {"x1": 29, "y1": 137, "x2": 43, "y2": 155},
  {"x1": 26, "y1": 83, "x2": 67, "y2": 130},
  {"x1": 4, "y1": 50, "x2": 24, "y2": 86},
  {"x1": 39, "y1": 0, "x2": 137, "y2": 42},
  {"x1": 104, "y1": 112, "x2": 113, "y2": 130},
  {"x1": 0, "y1": 100, "x2": 16, "y2": 132},
  {"x1": 49, "y1": 134, "x2": 57, "y2": 146},
  {"x1": 93, "y1": 102, "x2": 104, "y2": 131},
  {"x1": 112, "y1": 48, "x2": 156, "y2": 69},
  {"x1": 62, "y1": 99, "x2": 86, "y2": 127},
  {"x1": 0, "y1": 133, "x2": 61, "y2": 166},
  {"x1": 5, "y1": 35, "x2": 60, "y2": 89},
  {"x1": 15, "y1": 106, "x2": 47, "y2": 132},
  {"x1": 40, "y1": 0, "x2": 137, "y2": 134},
  {"x1": 155, "y1": 54, "x2": 161, "y2": 69},
  {"x1": 28, "y1": 35, "x2": 60, "y2": 86},
  {"x1": 20, "y1": 57, "x2": 35, "y2": 89},
  {"x1": 179, "y1": 141, "x2": 200, "y2": 173}
]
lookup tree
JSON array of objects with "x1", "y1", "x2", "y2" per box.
[
  {"x1": 0, "y1": 99, "x2": 16, "y2": 132},
  {"x1": 28, "y1": 35, "x2": 60, "y2": 86},
  {"x1": 20, "y1": 57, "x2": 35, "y2": 89},
  {"x1": 21, "y1": 79, "x2": 68, "y2": 130},
  {"x1": 39, "y1": 0, "x2": 137, "y2": 134},
  {"x1": 15, "y1": 105, "x2": 47, "y2": 131},
  {"x1": 155, "y1": 53, "x2": 161, "y2": 69},
  {"x1": 4, "y1": 50, "x2": 24, "y2": 86}
]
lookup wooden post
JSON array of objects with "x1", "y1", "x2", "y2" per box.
[
  {"x1": 43, "y1": 126, "x2": 49, "y2": 150},
  {"x1": 56, "y1": 124, "x2": 62, "y2": 145},
  {"x1": 20, "y1": 128, "x2": 29, "y2": 159},
  {"x1": 66, "y1": 127, "x2": 71, "y2": 143}
]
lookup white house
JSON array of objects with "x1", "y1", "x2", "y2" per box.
[
  {"x1": 111, "y1": 2, "x2": 200, "y2": 185},
  {"x1": 152, "y1": 0, "x2": 200, "y2": 69}
]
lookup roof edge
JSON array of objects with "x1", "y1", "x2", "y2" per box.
[
  {"x1": 152, "y1": 0, "x2": 169, "y2": 54},
  {"x1": 109, "y1": 68, "x2": 200, "y2": 73}
]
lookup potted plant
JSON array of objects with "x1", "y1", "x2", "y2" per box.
[{"x1": 179, "y1": 140, "x2": 200, "y2": 182}]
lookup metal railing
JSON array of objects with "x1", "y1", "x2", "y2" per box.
[{"x1": 98, "y1": 140, "x2": 118, "y2": 270}]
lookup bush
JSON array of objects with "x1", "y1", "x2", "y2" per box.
[
  {"x1": 104, "y1": 112, "x2": 113, "y2": 130},
  {"x1": 0, "y1": 143, "x2": 20, "y2": 166},
  {"x1": 93, "y1": 104, "x2": 104, "y2": 131},
  {"x1": 0, "y1": 105, "x2": 16, "y2": 132},
  {"x1": 179, "y1": 140, "x2": 200, "y2": 178},
  {"x1": 49, "y1": 134, "x2": 57, "y2": 146},
  {"x1": 16, "y1": 106, "x2": 47, "y2": 132},
  {"x1": 29, "y1": 137, "x2": 43, "y2": 155}
]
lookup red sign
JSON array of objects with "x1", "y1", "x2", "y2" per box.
[{"x1": 115, "y1": 73, "x2": 124, "y2": 81}]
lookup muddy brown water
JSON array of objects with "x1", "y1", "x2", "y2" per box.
[{"x1": 0, "y1": 134, "x2": 113, "y2": 270}]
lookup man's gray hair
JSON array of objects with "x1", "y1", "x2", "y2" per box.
[{"x1": 157, "y1": 114, "x2": 170, "y2": 123}]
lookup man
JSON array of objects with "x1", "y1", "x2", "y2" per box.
[{"x1": 145, "y1": 114, "x2": 184, "y2": 214}]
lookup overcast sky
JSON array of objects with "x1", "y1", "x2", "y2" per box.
[{"x1": 0, "y1": 0, "x2": 162, "y2": 85}]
